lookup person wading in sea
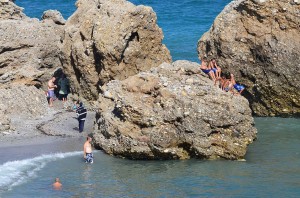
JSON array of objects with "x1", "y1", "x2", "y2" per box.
[
  {"x1": 84, "y1": 136, "x2": 93, "y2": 164},
  {"x1": 52, "y1": 178, "x2": 62, "y2": 190}
]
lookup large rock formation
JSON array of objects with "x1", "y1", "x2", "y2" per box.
[
  {"x1": 93, "y1": 61, "x2": 257, "y2": 160},
  {"x1": 0, "y1": 0, "x2": 64, "y2": 89},
  {"x1": 198, "y1": 0, "x2": 300, "y2": 116},
  {"x1": 61, "y1": 0, "x2": 171, "y2": 101},
  {"x1": 0, "y1": 1, "x2": 65, "y2": 132}
]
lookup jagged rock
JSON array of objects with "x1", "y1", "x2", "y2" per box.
[
  {"x1": 61, "y1": 0, "x2": 171, "y2": 101},
  {"x1": 93, "y1": 61, "x2": 257, "y2": 160},
  {"x1": 0, "y1": 85, "x2": 50, "y2": 132},
  {"x1": 0, "y1": 1, "x2": 64, "y2": 89},
  {"x1": 42, "y1": 10, "x2": 66, "y2": 25},
  {"x1": 0, "y1": 0, "x2": 26, "y2": 20},
  {"x1": 0, "y1": 105, "x2": 11, "y2": 132},
  {"x1": 198, "y1": 0, "x2": 300, "y2": 116},
  {"x1": 0, "y1": 86, "x2": 49, "y2": 118}
]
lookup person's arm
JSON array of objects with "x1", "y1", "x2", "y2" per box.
[
  {"x1": 48, "y1": 82, "x2": 57, "y2": 89},
  {"x1": 83, "y1": 143, "x2": 86, "y2": 158}
]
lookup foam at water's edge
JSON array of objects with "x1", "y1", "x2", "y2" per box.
[{"x1": 0, "y1": 151, "x2": 81, "y2": 193}]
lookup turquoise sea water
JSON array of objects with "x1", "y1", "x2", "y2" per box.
[
  {"x1": 1, "y1": 118, "x2": 300, "y2": 197},
  {"x1": 16, "y1": 0, "x2": 231, "y2": 62}
]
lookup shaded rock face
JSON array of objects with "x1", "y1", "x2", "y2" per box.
[
  {"x1": 198, "y1": 0, "x2": 300, "y2": 116},
  {"x1": 93, "y1": 61, "x2": 257, "y2": 160},
  {"x1": 61, "y1": 0, "x2": 171, "y2": 101},
  {"x1": 0, "y1": 1, "x2": 64, "y2": 89}
]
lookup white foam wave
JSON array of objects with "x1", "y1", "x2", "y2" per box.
[{"x1": 0, "y1": 151, "x2": 81, "y2": 192}]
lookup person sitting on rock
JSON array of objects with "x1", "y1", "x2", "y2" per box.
[
  {"x1": 209, "y1": 59, "x2": 221, "y2": 80},
  {"x1": 229, "y1": 73, "x2": 245, "y2": 94},
  {"x1": 217, "y1": 73, "x2": 230, "y2": 91},
  {"x1": 200, "y1": 58, "x2": 216, "y2": 82}
]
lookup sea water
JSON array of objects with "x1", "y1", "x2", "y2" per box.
[
  {"x1": 7, "y1": 0, "x2": 300, "y2": 197},
  {"x1": 1, "y1": 118, "x2": 300, "y2": 197}
]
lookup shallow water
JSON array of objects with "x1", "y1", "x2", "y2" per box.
[{"x1": 1, "y1": 118, "x2": 300, "y2": 197}]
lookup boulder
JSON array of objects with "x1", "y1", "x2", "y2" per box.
[
  {"x1": 93, "y1": 61, "x2": 257, "y2": 160},
  {"x1": 0, "y1": 2, "x2": 64, "y2": 89},
  {"x1": 42, "y1": 10, "x2": 66, "y2": 25},
  {"x1": 197, "y1": 0, "x2": 300, "y2": 116},
  {"x1": 61, "y1": 0, "x2": 171, "y2": 101}
]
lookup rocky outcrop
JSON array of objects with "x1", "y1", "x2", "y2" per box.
[
  {"x1": 0, "y1": 1, "x2": 64, "y2": 89},
  {"x1": 0, "y1": 0, "x2": 26, "y2": 20},
  {"x1": 0, "y1": 86, "x2": 49, "y2": 133},
  {"x1": 198, "y1": 0, "x2": 300, "y2": 116},
  {"x1": 0, "y1": 1, "x2": 66, "y2": 133},
  {"x1": 93, "y1": 61, "x2": 257, "y2": 160},
  {"x1": 61, "y1": 0, "x2": 171, "y2": 101},
  {"x1": 42, "y1": 10, "x2": 66, "y2": 25}
]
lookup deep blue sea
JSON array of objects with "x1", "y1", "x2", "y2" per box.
[
  {"x1": 16, "y1": 0, "x2": 231, "y2": 62},
  {"x1": 3, "y1": 1, "x2": 300, "y2": 197}
]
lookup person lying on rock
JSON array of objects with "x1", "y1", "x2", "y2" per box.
[
  {"x1": 229, "y1": 73, "x2": 245, "y2": 95},
  {"x1": 200, "y1": 57, "x2": 216, "y2": 82}
]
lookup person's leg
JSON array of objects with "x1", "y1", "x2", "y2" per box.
[
  {"x1": 209, "y1": 70, "x2": 216, "y2": 82},
  {"x1": 217, "y1": 68, "x2": 221, "y2": 79},
  {"x1": 79, "y1": 120, "x2": 85, "y2": 132},
  {"x1": 49, "y1": 97, "x2": 53, "y2": 107},
  {"x1": 79, "y1": 120, "x2": 83, "y2": 132},
  {"x1": 81, "y1": 120, "x2": 85, "y2": 132}
]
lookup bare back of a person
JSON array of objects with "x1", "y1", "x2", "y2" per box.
[
  {"x1": 48, "y1": 80, "x2": 55, "y2": 91},
  {"x1": 200, "y1": 60, "x2": 208, "y2": 69},
  {"x1": 84, "y1": 142, "x2": 92, "y2": 153}
]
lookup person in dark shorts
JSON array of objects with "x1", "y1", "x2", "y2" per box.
[
  {"x1": 84, "y1": 136, "x2": 93, "y2": 163},
  {"x1": 200, "y1": 57, "x2": 216, "y2": 82},
  {"x1": 230, "y1": 73, "x2": 245, "y2": 94},
  {"x1": 76, "y1": 101, "x2": 87, "y2": 133}
]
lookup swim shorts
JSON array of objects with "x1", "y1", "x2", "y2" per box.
[
  {"x1": 48, "y1": 90, "x2": 55, "y2": 98},
  {"x1": 211, "y1": 68, "x2": 218, "y2": 73},
  {"x1": 234, "y1": 84, "x2": 245, "y2": 92},
  {"x1": 201, "y1": 69, "x2": 211, "y2": 74},
  {"x1": 85, "y1": 153, "x2": 94, "y2": 163}
]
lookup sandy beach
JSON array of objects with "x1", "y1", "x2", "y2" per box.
[{"x1": 0, "y1": 100, "x2": 96, "y2": 164}]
